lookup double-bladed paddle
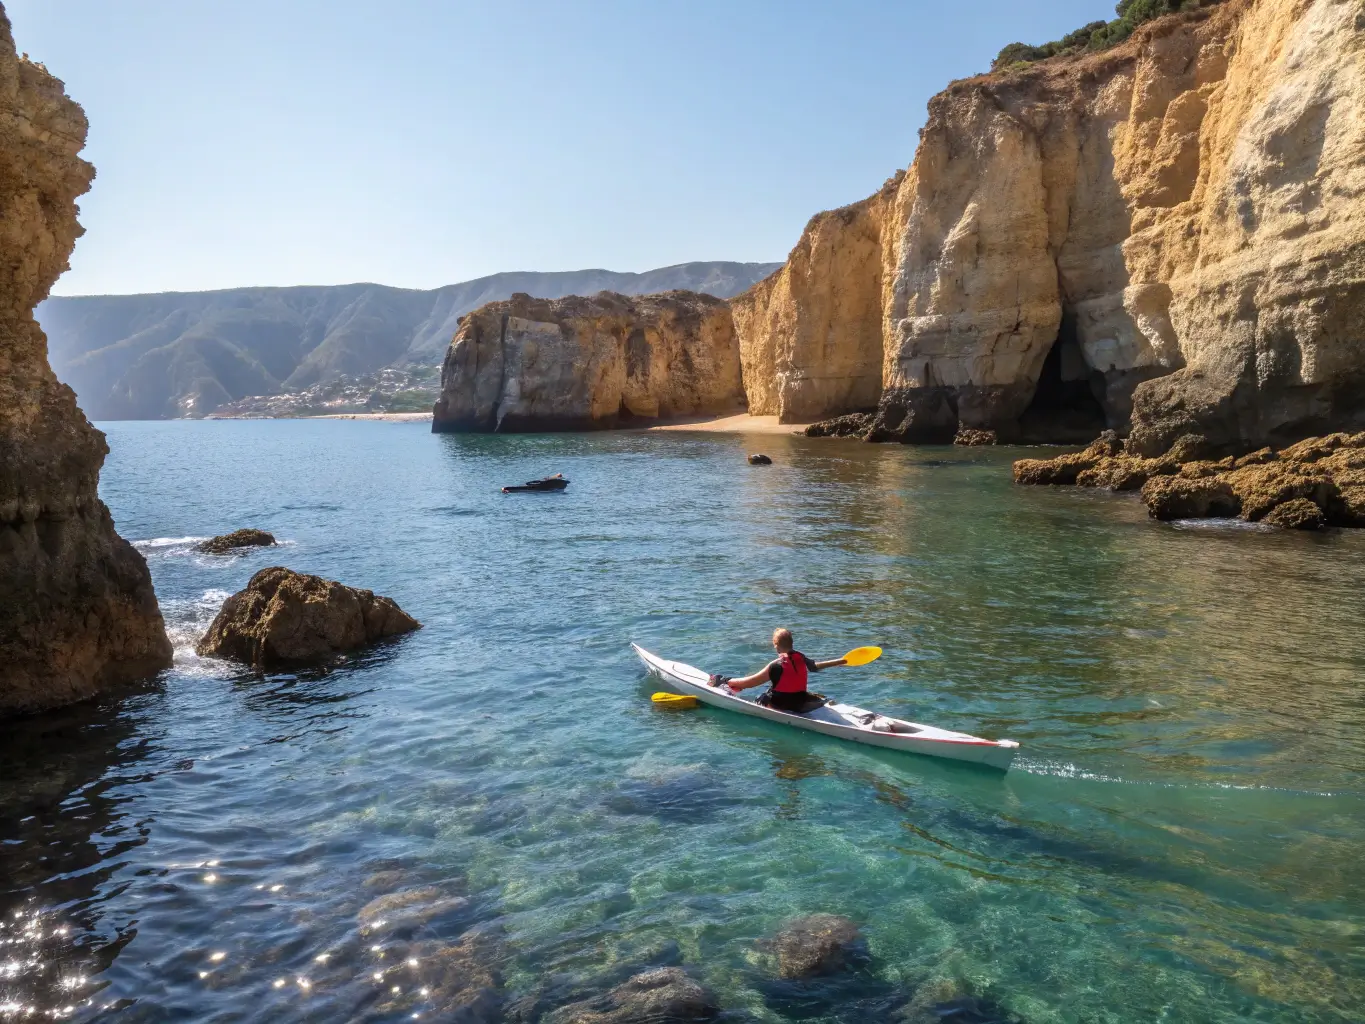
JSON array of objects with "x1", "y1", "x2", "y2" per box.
[{"x1": 652, "y1": 645, "x2": 883, "y2": 705}]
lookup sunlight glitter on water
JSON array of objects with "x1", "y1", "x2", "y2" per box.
[{"x1": 0, "y1": 910, "x2": 96, "y2": 1021}]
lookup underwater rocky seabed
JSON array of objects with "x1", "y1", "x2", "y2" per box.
[{"x1": 2, "y1": 420, "x2": 1364, "y2": 1023}]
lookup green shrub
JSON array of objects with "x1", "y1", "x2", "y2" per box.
[{"x1": 992, "y1": 0, "x2": 1214, "y2": 71}]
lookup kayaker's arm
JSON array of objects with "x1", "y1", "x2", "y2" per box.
[{"x1": 722, "y1": 668, "x2": 770, "y2": 692}]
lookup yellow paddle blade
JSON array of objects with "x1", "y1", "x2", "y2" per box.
[
  {"x1": 842, "y1": 646, "x2": 883, "y2": 667},
  {"x1": 651, "y1": 692, "x2": 699, "y2": 707}
]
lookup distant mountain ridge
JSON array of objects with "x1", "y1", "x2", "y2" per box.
[{"x1": 39, "y1": 261, "x2": 781, "y2": 419}]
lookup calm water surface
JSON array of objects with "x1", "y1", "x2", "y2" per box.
[{"x1": 2, "y1": 420, "x2": 1363, "y2": 1022}]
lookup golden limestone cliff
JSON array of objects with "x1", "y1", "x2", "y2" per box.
[
  {"x1": 432, "y1": 291, "x2": 742, "y2": 431},
  {"x1": 735, "y1": 0, "x2": 1365, "y2": 453},
  {"x1": 0, "y1": 3, "x2": 171, "y2": 715},
  {"x1": 730, "y1": 173, "x2": 902, "y2": 422}
]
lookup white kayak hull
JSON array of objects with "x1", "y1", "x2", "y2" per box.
[{"x1": 633, "y1": 644, "x2": 1019, "y2": 772}]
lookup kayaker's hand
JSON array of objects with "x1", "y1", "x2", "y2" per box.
[{"x1": 708, "y1": 674, "x2": 732, "y2": 688}]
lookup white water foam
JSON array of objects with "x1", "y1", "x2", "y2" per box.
[
  {"x1": 132, "y1": 536, "x2": 295, "y2": 566},
  {"x1": 133, "y1": 536, "x2": 208, "y2": 550},
  {"x1": 164, "y1": 588, "x2": 235, "y2": 677},
  {"x1": 1017, "y1": 758, "x2": 1338, "y2": 796},
  {"x1": 1169, "y1": 518, "x2": 1274, "y2": 532}
]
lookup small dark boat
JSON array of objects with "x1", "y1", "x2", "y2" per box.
[{"x1": 502, "y1": 475, "x2": 570, "y2": 494}]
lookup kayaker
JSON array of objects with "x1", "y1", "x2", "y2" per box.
[{"x1": 711, "y1": 628, "x2": 848, "y2": 713}]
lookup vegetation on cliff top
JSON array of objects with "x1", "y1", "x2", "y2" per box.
[{"x1": 992, "y1": 0, "x2": 1223, "y2": 71}]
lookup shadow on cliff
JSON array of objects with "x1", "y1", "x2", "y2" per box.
[{"x1": 1013, "y1": 317, "x2": 1109, "y2": 444}]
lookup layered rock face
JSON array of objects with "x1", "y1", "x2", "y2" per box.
[
  {"x1": 0, "y1": 4, "x2": 171, "y2": 715},
  {"x1": 738, "y1": 0, "x2": 1365, "y2": 450},
  {"x1": 432, "y1": 291, "x2": 742, "y2": 432},
  {"x1": 730, "y1": 174, "x2": 901, "y2": 422}
]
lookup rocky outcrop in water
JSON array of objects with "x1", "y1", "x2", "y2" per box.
[
  {"x1": 0, "y1": 3, "x2": 171, "y2": 715},
  {"x1": 197, "y1": 528, "x2": 276, "y2": 554},
  {"x1": 1014, "y1": 430, "x2": 1365, "y2": 528},
  {"x1": 432, "y1": 291, "x2": 743, "y2": 432},
  {"x1": 741, "y1": 0, "x2": 1365, "y2": 450},
  {"x1": 196, "y1": 567, "x2": 420, "y2": 667}
]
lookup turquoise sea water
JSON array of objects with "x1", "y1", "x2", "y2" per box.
[{"x1": 3, "y1": 419, "x2": 1364, "y2": 1022}]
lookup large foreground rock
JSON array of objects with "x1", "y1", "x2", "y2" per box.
[
  {"x1": 433, "y1": 291, "x2": 742, "y2": 432},
  {"x1": 734, "y1": 0, "x2": 1365, "y2": 448},
  {"x1": 0, "y1": 4, "x2": 171, "y2": 715},
  {"x1": 196, "y1": 567, "x2": 420, "y2": 667}
]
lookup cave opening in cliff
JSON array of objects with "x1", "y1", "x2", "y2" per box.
[{"x1": 1017, "y1": 313, "x2": 1107, "y2": 443}]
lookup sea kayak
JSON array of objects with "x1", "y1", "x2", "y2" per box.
[{"x1": 632, "y1": 644, "x2": 1019, "y2": 771}]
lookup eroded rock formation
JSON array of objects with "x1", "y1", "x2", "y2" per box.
[
  {"x1": 739, "y1": 0, "x2": 1365, "y2": 450},
  {"x1": 1014, "y1": 429, "x2": 1365, "y2": 527},
  {"x1": 0, "y1": 4, "x2": 171, "y2": 715},
  {"x1": 196, "y1": 567, "x2": 420, "y2": 668},
  {"x1": 432, "y1": 291, "x2": 742, "y2": 432}
]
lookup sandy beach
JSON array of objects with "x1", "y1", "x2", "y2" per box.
[
  {"x1": 307, "y1": 411, "x2": 811, "y2": 433},
  {"x1": 312, "y1": 412, "x2": 434, "y2": 422},
  {"x1": 641, "y1": 413, "x2": 811, "y2": 435}
]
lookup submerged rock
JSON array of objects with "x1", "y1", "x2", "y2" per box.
[
  {"x1": 1017, "y1": 430, "x2": 1365, "y2": 528},
  {"x1": 900, "y1": 989, "x2": 1022, "y2": 1024},
  {"x1": 195, "y1": 566, "x2": 420, "y2": 667},
  {"x1": 545, "y1": 967, "x2": 720, "y2": 1024},
  {"x1": 771, "y1": 914, "x2": 863, "y2": 979},
  {"x1": 371, "y1": 927, "x2": 504, "y2": 1023},
  {"x1": 197, "y1": 528, "x2": 276, "y2": 554},
  {"x1": 748, "y1": 453, "x2": 773, "y2": 465},
  {"x1": 604, "y1": 770, "x2": 732, "y2": 824},
  {"x1": 358, "y1": 886, "x2": 471, "y2": 935},
  {"x1": 0, "y1": 7, "x2": 171, "y2": 715}
]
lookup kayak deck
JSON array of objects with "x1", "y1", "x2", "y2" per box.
[{"x1": 632, "y1": 644, "x2": 1018, "y2": 771}]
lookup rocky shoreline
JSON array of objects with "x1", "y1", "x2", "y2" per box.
[{"x1": 1015, "y1": 430, "x2": 1365, "y2": 529}]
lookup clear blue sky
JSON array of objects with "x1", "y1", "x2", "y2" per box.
[{"x1": 10, "y1": 0, "x2": 1113, "y2": 296}]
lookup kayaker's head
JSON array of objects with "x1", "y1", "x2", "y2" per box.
[{"x1": 772, "y1": 628, "x2": 793, "y2": 653}]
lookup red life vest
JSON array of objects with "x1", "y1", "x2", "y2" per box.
[{"x1": 774, "y1": 651, "x2": 809, "y2": 693}]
